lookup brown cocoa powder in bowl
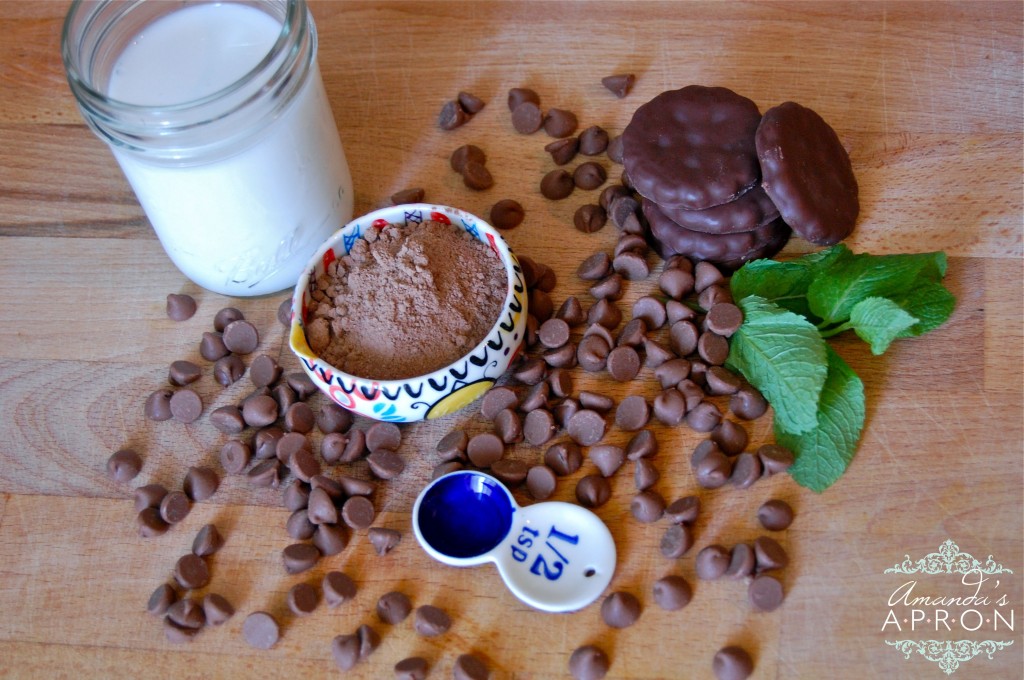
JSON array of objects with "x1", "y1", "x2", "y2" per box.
[{"x1": 306, "y1": 220, "x2": 506, "y2": 380}]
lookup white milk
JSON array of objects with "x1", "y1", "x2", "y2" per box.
[{"x1": 107, "y1": 3, "x2": 352, "y2": 296}]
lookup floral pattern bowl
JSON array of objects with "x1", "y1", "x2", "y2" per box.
[{"x1": 289, "y1": 203, "x2": 527, "y2": 422}]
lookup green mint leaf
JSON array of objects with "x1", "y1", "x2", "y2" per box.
[
  {"x1": 848, "y1": 297, "x2": 919, "y2": 355},
  {"x1": 730, "y1": 245, "x2": 850, "y2": 320},
  {"x1": 726, "y1": 295, "x2": 829, "y2": 435},
  {"x1": 890, "y1": 281, "x2": 956, "y2": 338},
  {"x1": 777, "y1": 346, "x2": 866, "y2": 493},
  {"x1": 808, "y1": 251, "x2": 948, "y2": 326}
]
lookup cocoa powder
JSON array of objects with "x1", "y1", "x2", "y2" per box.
[{"x1": 306, "y1": 220, "x2": 506, "y2": 380}]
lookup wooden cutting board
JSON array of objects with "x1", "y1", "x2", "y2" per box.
[{"x1": 0, "y1": 2, "x2": 1020, "y2": 678}]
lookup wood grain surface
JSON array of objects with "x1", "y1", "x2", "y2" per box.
[{"x1": 0, "y1": 2, "x2": 1021, "y2": 678}]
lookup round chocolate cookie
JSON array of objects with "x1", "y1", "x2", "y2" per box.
[
  {"x1": 622, "y1": 85, "x2": 762, "y2": 210},
  {"x1": 644, "y1": 198, "x2": 791, "y2": 265},
  {"x1": 655, "y1": 184, "x2": 780, "y2": 234},
  {"x1": 756, "y1": 101, "x2": 859, "y2": 245}
]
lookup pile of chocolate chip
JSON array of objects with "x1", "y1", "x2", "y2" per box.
[{"x1": 621, "y1": 85, "x2": 859, "y2": 266}]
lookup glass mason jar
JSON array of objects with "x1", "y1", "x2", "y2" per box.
[{"x1": 62, "y1": 0, "x2": 354, "y2": 296}]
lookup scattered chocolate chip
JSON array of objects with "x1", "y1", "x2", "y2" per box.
[
  {"x1": 589, "y1": 444, "x2": 625, "y2": 477},
  {"x1": 243, "y1": 611, "x2": 279, "y2": 649},
  {"x1": 453, "y1": 653, "x2": 490, "y2": 680},
  {"x1": 758, "y1": 499, "x2": 795, "y2": 531},
  {"x1": 377, "y1": 590, "x2": 412, "y2": 625},
  {"x1": 134, "y1": 484, "x2": 168, "y2": 512},
  {"x1": 574, "y1": 161, "x2": 607, "y2": 190},
  {"x1": 367, "y1": 449, "x2": 405, "y2": 479},
  {"x1": 573, "y1": 204, "x2": 607, "y2": 233},
  {"x1": 696, "y1": 544, "x2": 731, "y2": 580},
  {"x1": 277, "y1": 298, "x2": 292, "y2": 327},
  {"x1": 413, "y1": 604, "x2": 451, "y2": 636},
  {"x1": 147, "y1": 583, "x2": 177, "y2": 616},
  {"x1": 323, "y1": 571, "x2": 357, "y2": 607},
  {"x1": 545, "y1": 136, "x2": 579, "y2": 165},
  {"x1": 169, "y1": 389, "x2": 203, "y2": 423},
  {"x1": 144, "y1": 388, "x2": 174, "y2": 421},
  {"x1": 544, "y1": 441, "x2": 582, "y2": 476},
  {"x1": 166, "y1": 597, "x2": 205, "y2": 629},
  {"x1": 166, "y1": 293, "x2": 196, "y2": 321},
  {"x1": 183, "y1": 466, "x2": 219, "y2": 501},
  {"x1": 137, "y1": 507, "x2": 169, "y2": 538},
  {"x1": 174, "y1": 553, "x2": 210, "y2": 590},
  {"x1": 458, "y1": 91, "x2": 485, "y2": 114},
  {"x1": 748, "y1": 573, "x2": 785, "y2": 611},
  {"x1": 106, "y1": 448, "x2": 141, "y2": 483},
  {"x1": 601, "y1": 73, "x2": 635, "y2": 98},
  {"x1": 450, "y1": 144, "x2": 486, "y2": 173},
  {"x1": 508, "y1": 87, "x2": 540, "y2": 110},
  {"x1": 630, "y1": 490, "x2": 666, "y2": 523},
  {"x1": 544, "y1": 108, "x2": 578, "y2": 137},
  {"x1": 601, "y1": 591, "x2": 641, "y2": 628},
  {"x1": 665, "y1": 496, "x2": 700, "y2": 525},
  {"x1": 511, "y1": 101, "x2": 544, "y2": 134},
  {"x1": 526, "y1": 464, "x2": 557, "y2": 500},
  {"x1": 368, "y1": 527, "x2": 402, "y2": 555},
  {"x1": 490, "y1": 199, "x2": 525, "y2": 229},
  {"x1": 653, "y1": 575, "x2": 692, "y2": 613},
  {"x1": 758, "y1": 444, "x2": 795, "y2": 475},
  {"x1": 438, "y1": 99, "x2": 468, "y2": 130},
  {"x1": 222, "y1": 319, "x2": 259, "y2": 354},
  {"x1": 395, "y1": 656, "x2": 429, "y2": 680},
  {"x1": 467, "y1": 432, "x2": 505, "y2": 468},
  {"x1": 660, "y1": 523, "x2": 694, "y2": 559},
  {"x1": 282, "y1": 542, "x2": 321, "y2": 574},
  {"x1": 569, "y1": 645, "x2": 610, "y2": 680},
  {"x1": 213, "y1": 354, "x2": 245, "y2": 386},
  {"x1": 314, "y1": 523, "x2": 349, "y2": 556},
  {"x1": 575, "y1": 474, "x2": 611, "y2": 508},
  {"x1": 462, "y1": 160, "x2": 494, "y2": 190},
  {"x1": 159, "y1": 490, "x2": 191, "y2": 524},
  {"x1": 713, "y1": 646, "x2": 754, "y2": 680},
  {"x1": 577, "y1": 251, "x2": 612, "y2": 280},
  {"x1": 541, "y1": 168, "x2": 575, "y2": 200}
]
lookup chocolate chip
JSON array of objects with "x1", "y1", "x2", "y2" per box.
[
  {"x1": 537, "y1": 318, "x2": 570, "y2": 349},
  {"x1": 665, "y1": 496, "x2": 700, "y2": 525},
  {"x1": 753, "y1": 536, "x2": 789, "y2": 572},
  {"x1": 366, "y1": 422, "x2": 402, "y2": 453},
  {"x1": 706, "y1": 366, "x2": 743, "y2": 396},
  {"x1": 524, "y1": 409, "x2": 557, "y2": 446},
  {"x1": 395, "y1": 657, "x2": 429, "y2": 680},
  {"x1": 606, "y1": 134, "x2": 624, "y2": 164},
  {"x1": 334, "y1": 430, "x2": 365, "y2": 463},
  {"x1": 213, "y1": 354, "x2": 245, "y2": 386},
  {"x1": 573, "y1": 161, "x2": 607, "y2": 190},
  {"x1": 660, "y1": 523, "x2": 693, "y2": 558},
  {"x1": 631, "y1": 490, "x2": 666, "y2": 523},
  {"x1": 311, "y1": 474, "x2": 343, "y2": 499},
  {"x1": 574, "y1": 204, "x2": 607, "y2": 233},
  {"x1": 606, "y1": 346, "x2": 640, "y2": 382},
  {"x1": 696, "y1": 544, "x2": 731, "y2": 580},
  {"x1": 286, "y1": 582, "x2": 319, "y2": 616},
  {"x1": 599, "y1": 184, "x2": 630, "y2": 210},
  {"x1": 576, "y1": 474, "x2": 611, "y2": 507},
  {"x1": 541, "y1": 168, "x2": 575, "y2": 199},
  {"x1": 276, "y1": 431, "x2": 310, "y2": 464},
  {"x1": 367, "y1": 449, "x2": 405, "y2": 479},
  {"x1": 507, "y1": 87, "x2": 540, "y2": 110},
  {"x1": 249, "y1": 354, "x2": 281, "y2": 388},
  {"x1": 666, "y1": 299, "x2": 696, "y2": 325},
  {"x1": 758, "y1": 499, "x2": 795, "y2": 531},
  {"x1": 331, "y1": 632, "x2": 361, "y2": 671},
  {"x1": 609, "y1": 195, "x2": 640, "y2": 230},
  {"x1": 730, "y1": 386, "x2": 768, "y2": 420},
  {"x1": 614, "y1": 395, "x2": 649, "y2": 431},
  {"x1": 526, "y1": 465, "x2": 557, "y2": 500},
  {"x1": 544, "y1": 441, "x2": 582, "y2": 476},
  {"x1": 543, "y1": 107, "x2": 578, "y2": 137},
  {"x1": 601, "y1": 591, "x2": 641, "y2": 628},
  {"x1": 277, "y1": 297, "x2": 292, "y2": 327},
  {"x1": 634, "y1": 458, "x2": 660, "y2": 491},
  {"x1": 587, "y1": 298, "x2": 621, "y2": 329},
  {"x1": 453, "y1": 653, "x2": 490, "y2": 680},
  {"x1": 758, "y1": 444, "x2": 794, "y2": 475},
  {"x1": 159, "y1": 490, "x2": 191, "y2": 524},
  {"x1": 208, "y1": 405, "x2": 243, "y2": 435},
  {"x1": 589, "y1": 444, "x2": 625, "y2": 477},
  {"x1": 545, "y1": 136, "x2": 579, "y2": 165},
  {"x1": 686, "y1": 401, "x2": 722, "y2": 433},
  {"x1": 511, "y1": 101, "x2": 544, "y2": 134},
  {"x1": 491, "y1": 458, "x2": 529, "y2": 487},
  {"x1": 669, "y1": 320, "x2": 699, "y2": 357},
  {"x1": 659, "y1": 269, "x2": 695, "y2": 301},
  {"x1": 192, "y1": 523, "x2": 224, "y2": 557},
  {"x1": 413, "y1": 604, "x2": 451, "y2": 636},
  {"x1": 106, "y1": 448, "x2": 141, "y2": 483},
  {"x1": 711, "y1": 420, "x2": 748, "y2": 455},
  {"x1": 314, "y1": 523, "x2": 349, "y2": 556},
  {"x1": 338, "y1": 474, "x2": 375, "y2": 497},
  {"x1": 697, "y1": 331, "x2": 730, "y2": 365},
  {"x1": 289, "y1": 448, "x2": 321, "y2": 483},
  {"x1": 222, "y1": 319, "x2": 258, "y2": 354},
  {"x1": 166, "y1": 597, "x2": 205, "y2": 629},
  {"x1": 390, "y1": 187, "x2": 425, "y2": 205},
  {"x1": 144, "y1": 585, "x2": 176, "y2": 619},
  {"x1": 653, "y1": 389, "x2": 687, "y2": 426},
  {"x1": 247, "y1": 459, "x2": 281, "y2": 488},
  {"x1": 748, "y1": 573, "x2": 785, "y2": 611},
  {"x1": 694, "y1": 449, "x2": 732, "y2": 489},
  {"x1": 490, "y1": 199, "x2": 525, "y2": 230},
  {"x1": 713, "y1": 646, "x2": 754, "y2": 680},
  {"x1": 282, "y1": 542, "x2": 320, "y2": 574},
  {"x1": 183, "y1": 466, "x2": 219, "y2": 501},
  {"x1": 567, "y1": 409, "x2": 606, "y2": 446},
  {"x1": 514, "y1": 355, "x2": 548, "y2": 384},
  {"x1": 601, "y1": 73, "x2": 635, "y2": 98},
  {"x1": 323, "y1": 571, "x2": 357, "y2": 607},
  {"x1": 438, "y1": 99, "x2": 468, "y2": 130},
  {"x1": 166, "y1": 360, "x2": 201, "y2": 387},
  {"x1": 490, "y1": 409, "x2": 520, "y2": 445},
  {"x1": 466, "y1": 432, "x2": 504, "y2": 467},
  {"x1": 462, "y1": 160, "x2": 494, "y2": 190},
  {"x1": 456, "y1": 90, "x2": 485, "y2": 114},
  {"x1": 577, "y1": 251, "x2": 612, "y2": 280},
  {"x1": 578, "y1": 125, "x2": 610, "y2": 156},
  {"x1": 705, "y1": 302, "x2": 744, "y2": 337},
  {"x1": 287, "y1": 509, "x2": 316, "y2": 539},
  {"x1": 699, "y1": 284, "x2": 732, "y2": 311},
  {"x1": 655, "y1": 358, "x2": 691, "y2": 389},
  {"x1": 450, "y1": 144, "x2": 486, "y2": 173},
  {"x1": 173, "y1": 555, "x2": 210, "y2": 594},
  {"x1": 341, "y1": 496, "x2": 375, "y2": 530},
  {"x1": 730, "y1": 452, "x2": 763, "y2": 489},
  {"x1": 644, "y1": 339, "x2": 672, "y2": 369},
  {"x1": 166, "y1": 293, "x2": 196, "y2": 321},
  {"x1": 144, "y1": 389, "x2": 174, "y2": 421},
  {"x1": 169, "y1": 389, "x2": 203, "y2": 423},
  {"x1": 481, "y1": 386, "x2": 519, "y2": 421},
  {"x1": 725, "y1": 543, "x2": 756, "y2": 580},
  {"x1": 243, "y1": 611, "x2": 279, "y2": 649},
  {"x1": 653, "y1": 575, "x2": 692, "y2": 611},
  {"x1": 569, "y1": 644, "x2": 609, "y2": 680},
  {"x1": 678, "y1": 379, "x2": 705, "y2": 411},
  {"x1": 377, "y1": 590, "x2": 412, "y2": 625},
  {"x1": 134, "y1": 484, "x2": 168, "y2": 512}
]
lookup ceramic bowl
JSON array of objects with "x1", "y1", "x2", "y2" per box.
[{"x1": 289, "y1": 203, "x2": 527, "y2": 422}]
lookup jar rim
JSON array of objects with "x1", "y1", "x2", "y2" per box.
[{"x1": 61, "y1": 0, "x2": 304, "y2": 114}]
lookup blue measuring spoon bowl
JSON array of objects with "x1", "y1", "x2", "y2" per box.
[{"x1": 412, "y1": 470, "x2": 616, "y2": 613}]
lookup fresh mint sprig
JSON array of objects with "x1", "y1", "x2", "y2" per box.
[{"x1": 727, "y1": 244, "x2": 955, "y2": 492}]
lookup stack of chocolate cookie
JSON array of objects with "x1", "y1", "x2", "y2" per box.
[{"x1": 621, "y1": 85, "x2": 858, "y2": 267}]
